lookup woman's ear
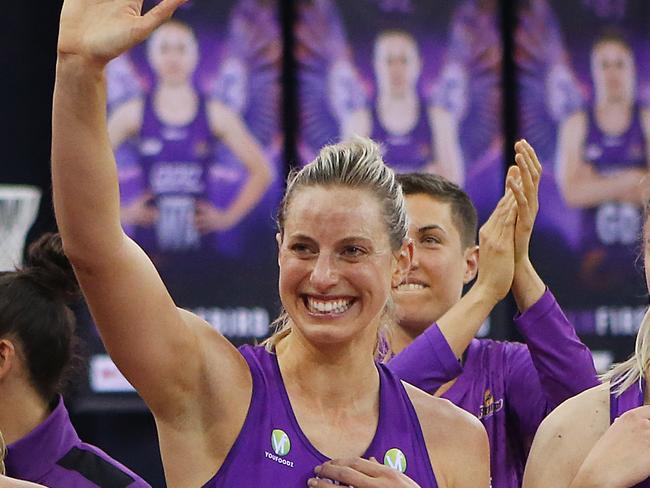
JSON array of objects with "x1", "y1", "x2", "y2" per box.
[
  {"x1": 463, "y1": 245, "x2": 479, "y2": 284},
  {"x1": 0, "y1": 340, "x2": 16, "y2": 382},
  {"x1": 392, "y1": 239, "x2": 413, "y2": 288}
]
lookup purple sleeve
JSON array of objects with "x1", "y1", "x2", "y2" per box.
[
  {"x1": 387, "y1": 324, "x2": 463, "y2": 394},
  {"x1": 514, "y1": 288, "x2": 599, "y2": 406},
  {"x1": 506, "y1": 289, "x2": 599, "y2": 439}
]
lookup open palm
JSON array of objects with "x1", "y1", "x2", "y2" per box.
[{"x1": 58, "y1": 0, "x2": 185, "y2": 65}]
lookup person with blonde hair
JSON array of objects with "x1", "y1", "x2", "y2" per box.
[
  {"x1": 52, "y1": 1, "x2": 493, "y2": 485},
  {"x1": 523, "y1": 202, "x2": 650, "y2": 487}
]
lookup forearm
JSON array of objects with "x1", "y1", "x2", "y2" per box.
[
  {"x1": 512, "y1": 257, "x2": 545, "y2": 312},
  {"x1": 438, "y1": 283, "x2": 499, "y2": 358},
  {"x1": 225, "y1": 159, "x2": 272, "y2": 224},
  {"x1": 52, "y1": 56, "x2": 125, "y2": 260},
  {"x1": 515, "y1": 289, "x2": 598, "y2": 407},
  {"x1": 562, "y1": 169, "x2": 645, "y2": 208}
]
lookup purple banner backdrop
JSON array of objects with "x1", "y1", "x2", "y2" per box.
[
  {"x1": 93, "y1": 0, "x2": 283, "y2": 393},
  {"x1": 295, "y1": 0, "x2": 504, "y2": 223},
  {"x1": 516, "y1": 0, "x2": 650, "y2": 365}
]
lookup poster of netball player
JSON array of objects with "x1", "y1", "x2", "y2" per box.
[
  {"x1": 296, "y1": 0, "x2": 503, "y2": 222},
  {"x1": 103, "y1": 0, "x2": 281, "y2": 353},
  {"x1": 516, "y1": 0, "x2": 650, "y2": 357}
]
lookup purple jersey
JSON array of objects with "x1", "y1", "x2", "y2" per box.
[
  {"x1": 579, "y1": 104, "x2": 647, "y2": 296},
  {"x1": 5, "y1": 396, "x2": 149, "y2": 488},
  {"x1": 136, "y1": 92, "x2": 214, "y2": 253},
  {"x1": 389, "y1": 289, "x2": 598, "y2": 488},
  {"x1": 203, "y1": 345, "x2": 438, "y2": 487},
  {"x1": 370, "y1": 97, "x2": 434, "y2": 172},
  {"x1": 609, "y1": 380, "x2": 650, "y2": 488}
]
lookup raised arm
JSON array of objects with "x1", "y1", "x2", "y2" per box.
[
  {"x1": 510, "y1": 140, "x2": 597, "y2": 412},
  {"x1": 52, "y1": 0, "x2": 251, "y2": 436},
  {"x1": 556, "y1": 111, "x2": 646, "y2": 207},
  {"x1": 389, "y1": 181, "x2": 518, "y2": 392},
  {"x1": 428, "y1": 106, "x2": 464, "y2": 187},
  {"x1": 196, "y1": 99, "x2": 273, "y2": 232}
]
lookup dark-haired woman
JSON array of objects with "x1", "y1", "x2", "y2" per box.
[{"x1": 0, "y1": 233, "x2": 149, "y2": 487}]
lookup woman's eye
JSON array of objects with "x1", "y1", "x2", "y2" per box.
[
  {"x1": 341, "y1": 246, "x2": 365, "y2": 258},
  {"x1": 422, "y1": 236, "x2": 441, "y2": 245},
  {"x1": 290, "y1": 243, "x2": 314, "y2": 255}
]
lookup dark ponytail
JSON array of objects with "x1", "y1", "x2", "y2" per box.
[{"x1": 0, "y1": 233, "x2": 81, "y2": 402}]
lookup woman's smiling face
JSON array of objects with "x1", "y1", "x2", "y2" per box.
[{"x1": 278, "y1": 185, "x2": 407, "y2": 349}]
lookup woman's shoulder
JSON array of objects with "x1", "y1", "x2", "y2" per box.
[
  {"x1": 523, "y1": 383, "x2": 610, "y2": 487},
  {"x1": 404, "y1": 382, "x2": 489, "y2": 487}
]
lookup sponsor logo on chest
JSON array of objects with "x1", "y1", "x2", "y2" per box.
[
  {"x1": 478, "y1": 388, "x2": 504, "y2": 420},
  {"x1": 264, "y1": 429, "x2": 295, "y2": 468}
]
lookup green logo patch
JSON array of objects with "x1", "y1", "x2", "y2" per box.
[
  {"x1": 384, "y1": 448, "x2": 407, "y2": 473},
  {"x1": 271, "y1": 429, "x2": 291, "y2": 457}
]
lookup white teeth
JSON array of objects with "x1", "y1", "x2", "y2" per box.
[
  {"x1": 397, "y1": 283, "x2": 426, "y2": 291},
  {"x1": 306, "y1": 297, "x2": 353, "y2": 314}
]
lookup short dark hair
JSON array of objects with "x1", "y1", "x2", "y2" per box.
[
  {"x1": 0, "y1": 233, "x2": 81, "y2": 402},
  {"x1": 397, "y1": 173, "x2": 478, "y2": 248}
]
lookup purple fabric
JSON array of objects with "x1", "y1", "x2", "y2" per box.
[
  {"x1": 370, "y1": 96, "x2": 435, "y2": 172},
  {"x1": 578, "y1": 103, "x2": 646, "y2": 295},
  {"x1": 389, "y1": 288, "x2": 599, "y2": 488},
  {"x1": 609, "y1": 381, "x2": 650, "y2": 488},
  {"x1": 387, "y1": 321, "x2": 462, "y2": 394},
  {"x1": 203, "y1": 345, "x2": 437, "y2": 487},
  {"x1": 5, "y1": 396, "x2": 148, "y2": 487},
  {"x1": 134, "y1": 92, "x2": 214, "y2": 253}
]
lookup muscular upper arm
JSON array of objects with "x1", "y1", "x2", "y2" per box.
[
  {"x1": 405, "y1": 384, "x2": 490, "y2": 488},
  {"x1": 556, "y1": 111, "x2": 589, "y2": 200},
  {"x1": 207, "y1": 100, "x2": 271, "y2": 175},
  {"x1": 71, "y1": 236, "x2": 252, "y2": 424},
  {"x1": 428, "y1": 105, "x2": 464, "y2": 186},
  {"x1": 107, "y1": 98, "x2": 143, "y2": 148},
  {"x1": 522, "y1": 384, "x2": 609, "y2": 488}
]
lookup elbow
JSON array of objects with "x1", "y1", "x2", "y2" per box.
[
  {"x1": 256, "y1": 159, "x2": 274, "y2": 189},
  {"x1": 557, "y1": 179, "x2": 584, "y2": 208}
]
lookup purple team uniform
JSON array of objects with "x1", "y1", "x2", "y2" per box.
[
  {"x1": 370, "y1": 97, "x2": 434, "y2": 172},
  {"x1": 609, "y1": 381, "x2": 650, "y2": 488},
  {"x1": 135, "y1": 93, "x2": 214, "y2": 253},
  {"x1": 389, "y1": 289, "x2": 599, "y2": 488},
  {"x1": 579, "y1": 104, "x2": 647, "y2": 298},
  {"x1": 5, "y1": 396, "x2": 149, "y2": 488},
  {"x1": 203, "y1": 345, "x2": 438, "y2": 487}
]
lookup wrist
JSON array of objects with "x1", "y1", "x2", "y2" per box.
[
  {"x1": 469, "y1": 280, "x2": 502, "y2": 308},
  {"x1": 512, "y1": 258, "x2": 545, "y2": 311},
  {"x1": 56, "y1": 53, "x2": 107, "y2": 78}
]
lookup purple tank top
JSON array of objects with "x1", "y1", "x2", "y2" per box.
[
  {"x1": 203, "y1": 345, "x2": 438, "y2": 487},
  {"x1": 609, "y1": 380, "x2": 650, "y2": 488},
  {"x1": 370, "y1": 97, "x2": 435, "y2": 172},
  {"x1": 136, "y1": 92, "x2": 214, "y2": 253},
  {"x1": 579, "y1": 104, "x2": 646, "y2": 294}
]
